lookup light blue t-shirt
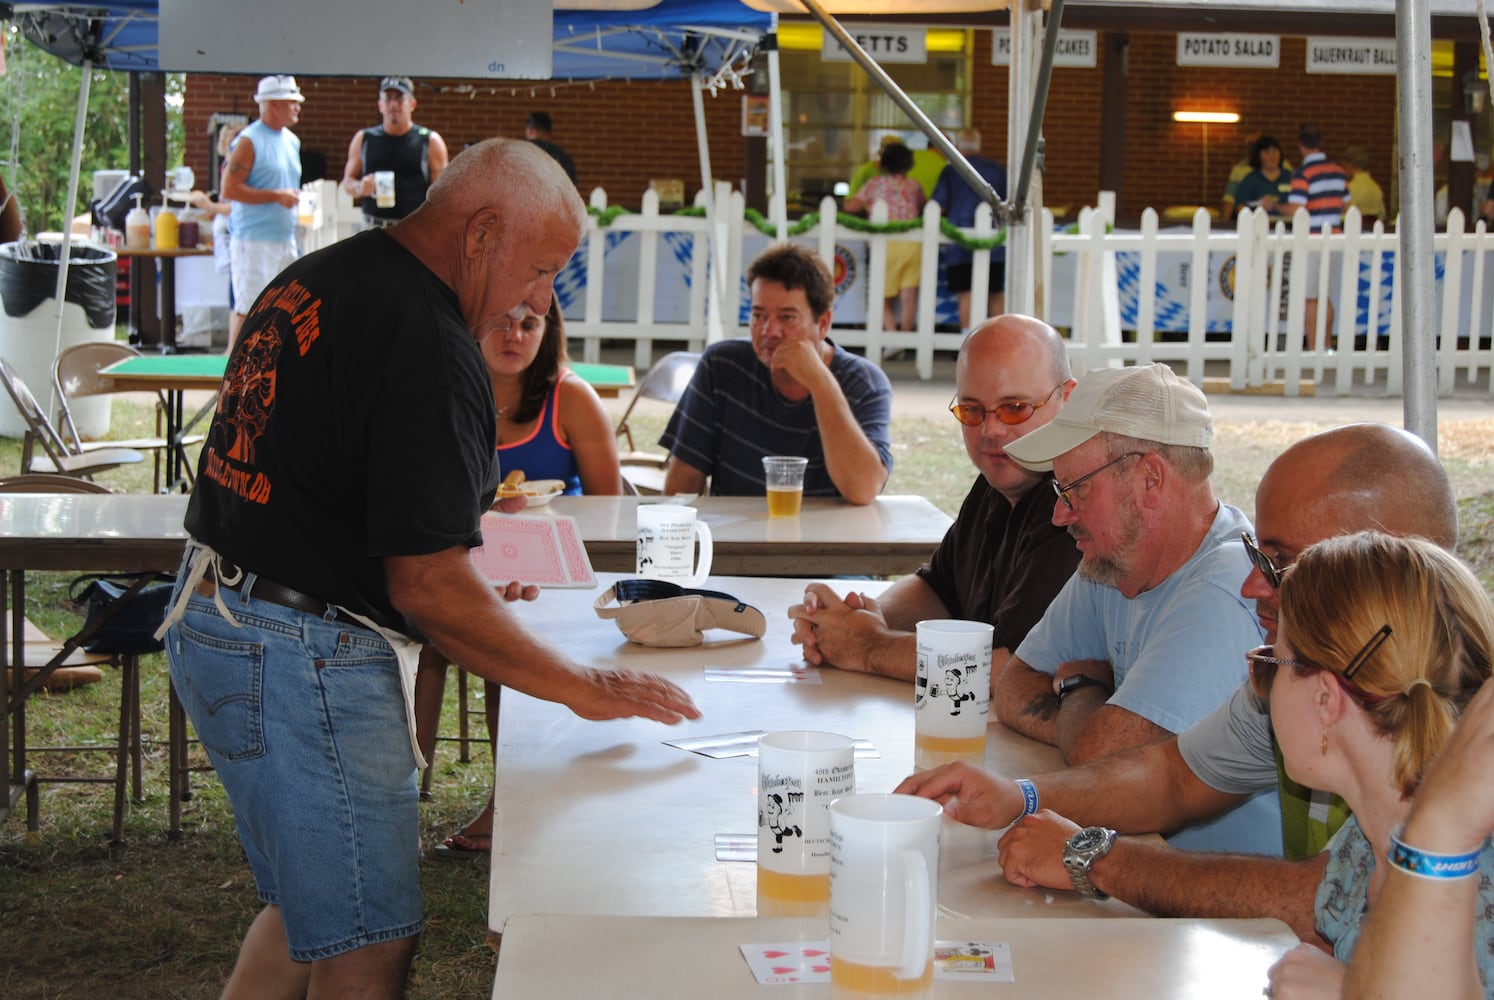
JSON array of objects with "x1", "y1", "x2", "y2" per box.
[
  {"x1": 1015, "y1": 502, "x2": 1278, "y2": 855},
  {"x1": 229, "y1": 119, "x2": 301, "y2": 243}
]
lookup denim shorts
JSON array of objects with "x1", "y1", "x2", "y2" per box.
[{"x1": 164, "y1": 573, "x2": 423, "y2": 961}]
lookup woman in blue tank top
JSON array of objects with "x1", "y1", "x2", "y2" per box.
[
  {"x1": 487, "y1": 299, "x2": 621, "y2": 495},
  {"x1": 416, "y1": 300, "x2": 621, "y2": 860}
]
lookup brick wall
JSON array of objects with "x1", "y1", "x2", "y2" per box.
[
  {"x1": 1118, "y1": 34, "x2": 1397, "y2": 219},
  {"x1": 183, "y1": 74, "x2": 748, "y2": 210},
  {"x1": 182, "y1": 33, "x2": 1399, "y2": 220},
  {"x1": 951, "y1": 33, "x2": 1397, "y2": 221}
]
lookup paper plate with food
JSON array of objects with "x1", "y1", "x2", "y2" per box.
[{"x1": 496, "y1": 472, "x2": 567, "y2": 507}]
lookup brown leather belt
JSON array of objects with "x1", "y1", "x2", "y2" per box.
[{"x1": 193, "y1": 570, "x2": 363, "y2": 628}]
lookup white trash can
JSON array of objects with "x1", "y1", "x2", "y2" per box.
[{"x1": 0, "y1": 240, "x2": 117, "y2": 440}]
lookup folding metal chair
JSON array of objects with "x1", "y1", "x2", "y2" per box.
[
  {"x1": 54, "y1": 342, "x2": 201, "y2": 493},
  {"x1": 0, "y1": 356, "x2": 143, "y2": 480},
  {"x1": 614, "y1": 351, "x2": 699, "y2": 495}
]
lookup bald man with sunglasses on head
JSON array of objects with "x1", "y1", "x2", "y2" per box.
[{"x1": 789, "y1": 315, "x2": 1080, "y2": 683}]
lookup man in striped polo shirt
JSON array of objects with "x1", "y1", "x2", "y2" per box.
[{"x1": 1288, "y1": 124, "x2": 1351, "y2": 350}]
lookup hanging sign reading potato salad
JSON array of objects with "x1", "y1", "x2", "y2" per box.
[{"x1": 1176, "y1": 33, "x2": 1280, "y2": 68}]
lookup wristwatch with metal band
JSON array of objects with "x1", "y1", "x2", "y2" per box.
[
  {"x1": 1056, "y1": 673, "x2": 1112, "y2": 700},
  {"x1": 1063, "y1": 826, "x2": 1117, "y2": 899}
]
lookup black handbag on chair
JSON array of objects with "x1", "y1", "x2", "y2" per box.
[{"x1": 68, "y1": 573, "x2": 173, "y2": 655}]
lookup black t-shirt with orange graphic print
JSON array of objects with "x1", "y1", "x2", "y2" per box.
[{"x1": 185, "y1": 230, "x2": 499, "y2": 635}]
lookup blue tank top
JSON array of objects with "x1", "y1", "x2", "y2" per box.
[
  {"x1": 229, "y1": 120, "x2": 301, "y2": 242},
  {"x1": 496, "y1": 372, "x2": 582, "y2": 495}
]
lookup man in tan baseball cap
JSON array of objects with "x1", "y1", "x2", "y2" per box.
[{"x1": 969, "y1": 362, "x2": 1274, "y2": 854}]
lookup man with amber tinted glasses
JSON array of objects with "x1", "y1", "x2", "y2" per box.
[
  {"x1": 897, "y1": 423, "x2": 1456, "y2": 943},
  {"x1": 789, "y1": 315, "x2": 1080, "y2": 683}
]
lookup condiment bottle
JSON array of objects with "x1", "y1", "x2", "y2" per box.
[
  {"x1": 154, "y1": 201, "x2": 179, "y2": 250},
  {"x1": 177, "y1": 206, "x2": 201, "y2": 248},
  {"x1": 124, "y1": 193, "x2": 151, "y2": 249}
]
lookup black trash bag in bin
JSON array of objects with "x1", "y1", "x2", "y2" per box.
[{"x1": 0, "y1": 241, "x2": 117, "y2": 329}]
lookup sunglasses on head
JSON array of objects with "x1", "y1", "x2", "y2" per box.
[
  {"x1": 1246, "y1": 624, "x2": 1394, "y2": 705},
  {"x1": 949, "y1": 383, "x2": 1064, "y2": 427}
]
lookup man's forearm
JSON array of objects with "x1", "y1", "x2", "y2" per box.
[
  {"x1": 994, "y1": 659, "x2": 1060, "y2": 744},
  {"x1": 1054, "y1": 686, "x2": 1108, "y2": 762},
  {"x1": 1035, "y1": 739, "x2": 1248, "y2": 837},
  {"x1": 1090, "y1": 840, "x2": 1329, "y2": 945},
  {"x1": 808, "y1": 382, "x2": 886, "y2": 505}
]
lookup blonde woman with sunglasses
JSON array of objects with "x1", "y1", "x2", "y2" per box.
[{"x1": 1258, "y1": 532, "x2": 1494, "y2": 999}]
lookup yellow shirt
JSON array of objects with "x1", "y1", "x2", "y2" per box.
[{"x1": 1348, "y1": 172, "x2": 1386, "y2": 220}]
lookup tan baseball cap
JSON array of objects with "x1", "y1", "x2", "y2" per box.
[{"x1": 1005, "y1": 363, "x2": 1212, "y2": 472}]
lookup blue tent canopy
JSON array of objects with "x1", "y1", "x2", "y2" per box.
[{"x1": 9, "y1": 0, "x2": 770, "y2": 80}]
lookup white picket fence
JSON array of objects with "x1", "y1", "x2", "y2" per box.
[
  {"x1": 1048, "y1": 199, "x2": 1494, "y2": 397},
  {"x1": 309, "y1": 179, "x2": 1494, "y2": 396}
]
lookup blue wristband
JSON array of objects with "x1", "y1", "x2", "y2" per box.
[
  {"x1": 1015, "y1": 778, "x2": 1039, "y2": 817},
  {"x1": 1388, "y1": 825, "x2": 1482, "y2": 880}
]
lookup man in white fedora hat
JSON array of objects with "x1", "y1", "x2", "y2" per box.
[{"x1": 223, "y1": 74, "x2": 305, "y2": 345}]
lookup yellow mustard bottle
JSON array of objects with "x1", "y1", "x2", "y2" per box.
[{"x1": 154, "y1": 204, "x2": 179, "y2": 250}]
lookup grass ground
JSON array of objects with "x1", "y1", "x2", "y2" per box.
[{"x1": 0, "y1": 387, "x2": 1490, "y2": 998}]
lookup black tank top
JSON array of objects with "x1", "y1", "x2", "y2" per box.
[{"x1": 359, "y1": 125, "x2": 431, "y2": 220}]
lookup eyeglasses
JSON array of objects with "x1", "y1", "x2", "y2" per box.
[
  {"x1": 1052, "y1": 452, "x2": 1144, "y2": 510},
  {"x1": 949, "y1": 383, "x2": 1065, "y2": 427},
  {"x1": 1246, "y1": 624, "x2": 1394, "y2": 704},
  {"x1": 1241, "y1": 532, "x2": 1284, "y2": 590}
]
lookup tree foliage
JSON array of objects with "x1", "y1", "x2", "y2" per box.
[{"x1": 0, "y1": 26, "x2": 183, "y2": 235}]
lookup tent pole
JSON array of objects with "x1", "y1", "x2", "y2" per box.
[
  {"x1": 1006, "y1": 3, "x2": 1041, "y2": 315},
  {"x1": 1396, "y1": 0, "x2": 1437, "y2": 450},
  {"x1": 48, "y1": 56, "x2": 94, "y2": 416},
  {"x1": 691, "y1": 73, "x2": 727, "y2": 346},
  {"x1": 691, "y1": 74, "x2": 715, "y2": 209},
  {"x1": 765, "y1": 24, "x2": 788, "y2": 239},
  {"x1": 1011, "y1": 0, "x2": 1065, "y2": 217}
]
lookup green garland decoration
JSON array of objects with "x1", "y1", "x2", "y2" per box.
[{"x1": 589, "y1": 202, "x2": 1061, "y2": 253}]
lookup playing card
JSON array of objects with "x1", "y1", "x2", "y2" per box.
[
  {"x1": 471, "y1": 513, "x2": 594, "y2": 588},
  {"x1": 934, "y1": 940, "x2": 1013, "y2": 981},
  {"x1": 714, "y1": 832, "x2": 756, "y2": 862},
  {"x1": 664, "y1": 731, "x2": 766, "y2": 758},
  {"x1": 549, "y1": 514, "x2": 596, "y2": 587},
  {"x1": 704, "y1": 662, "x2": 822, "y2": 684},
  {"x1": 739, "y1": 941, "x2": 832, "y2": 985}
]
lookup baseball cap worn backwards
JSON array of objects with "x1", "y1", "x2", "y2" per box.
[
  {"x1": 253, "y1": 75, "x2": 305, "y2": 102},
  {"x1": 1004, "y1": 362, "x2": 1212, "y2": 472},
  {"x1": 380, "y1": 76, "x2": 415, "y2": 96}
]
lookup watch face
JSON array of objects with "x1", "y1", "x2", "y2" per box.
[{"x1": 1069, "y1": 828, "x2": 1105, "y2": 852}]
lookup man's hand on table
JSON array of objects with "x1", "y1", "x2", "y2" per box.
[
  {"x1": 569, "y1": 668, "x2": 701, "y2": 726},
  {"x1": 894, "y1": 761, "x2": 1024, "y2": 831},
  {"x1": 788, "y1": 584, "x2": 889, "y2": 670},
  {"x1": 997, "y1": 809, "x2": 1084, "y2": 891}
]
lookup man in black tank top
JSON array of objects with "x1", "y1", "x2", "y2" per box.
[{"x1": 340, "y1": 76, "x2": 450, "y2": 228}]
